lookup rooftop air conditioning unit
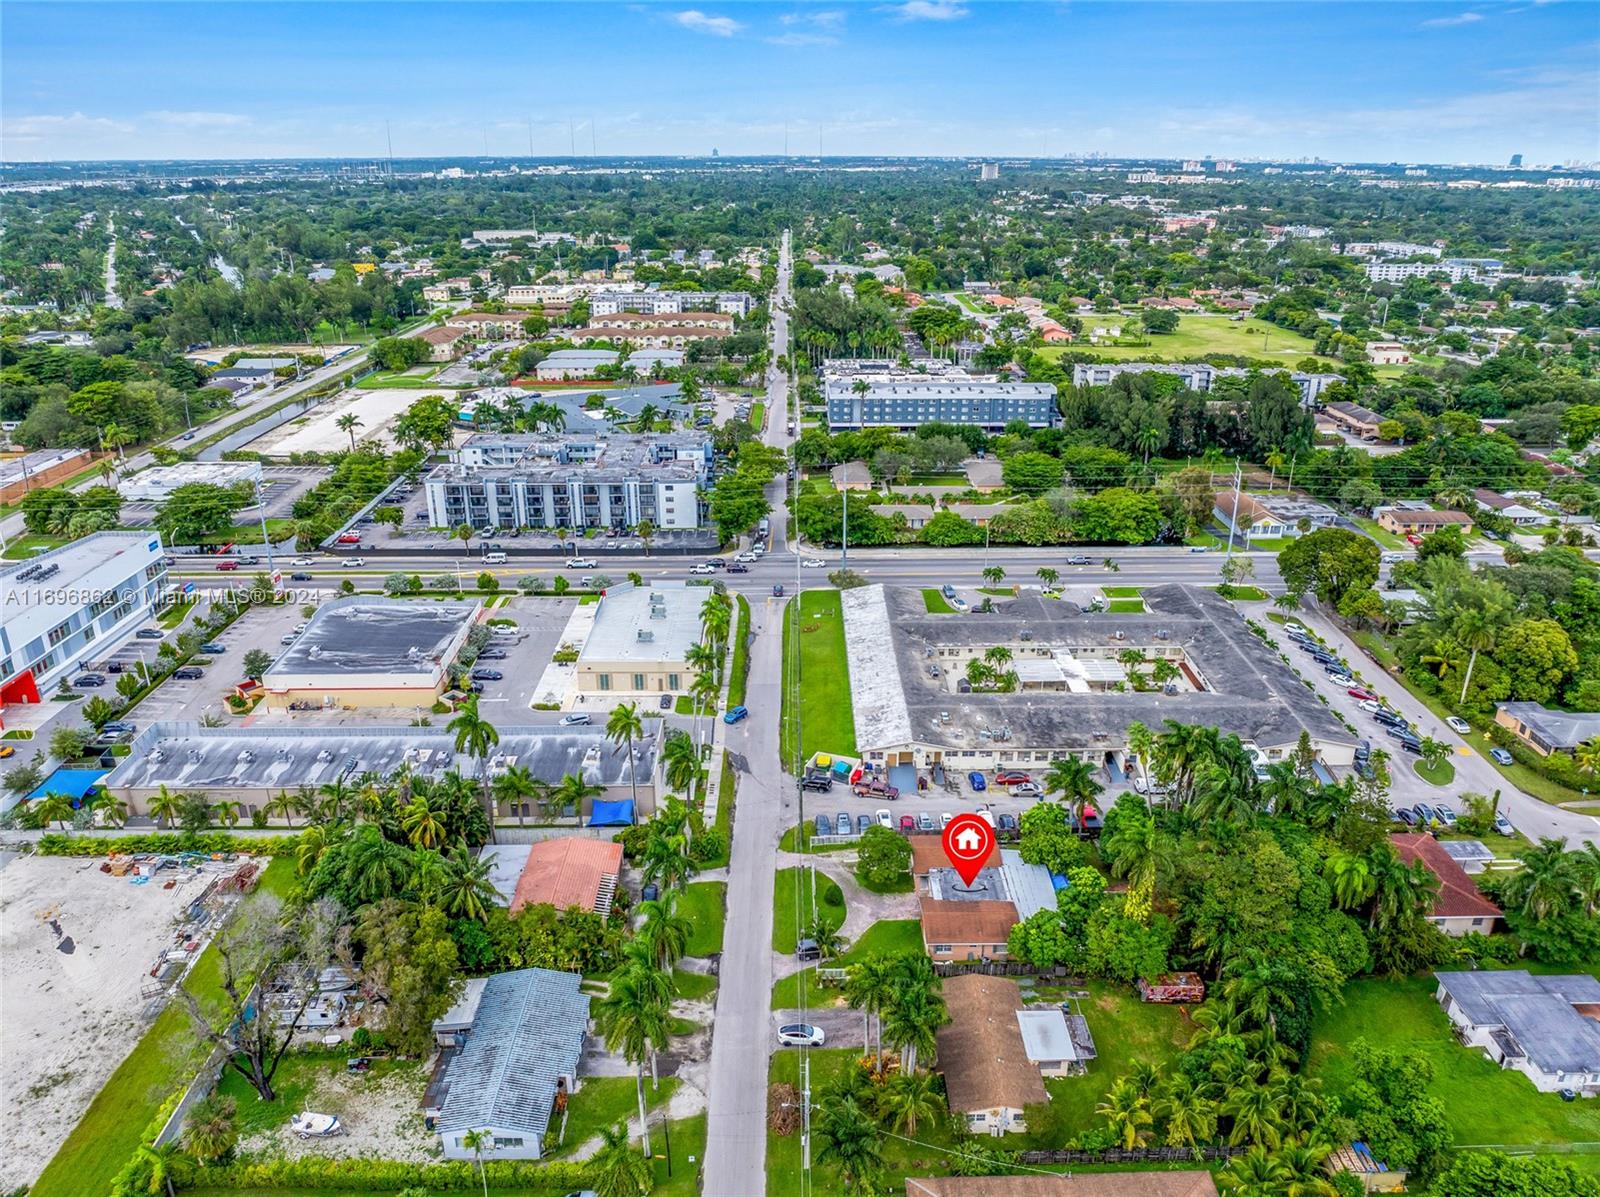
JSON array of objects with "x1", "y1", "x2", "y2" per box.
[
  {"x1": 1114, "y1": 631, "x2": 1126, "y2": 640},
  {"x1": 238, "y1": 750, "x2": 255, "y2": 764},
  {"x1": 1020, "y1": 630, "x2": 1033, "y2": 641},
  {"x1": 150, "y1": 749, "x2": 166, "y2": 763},
  {"x1": 1157, "y1": 630, "x2": 1170, "y2": 640},
  {"x1": 316, "y1": 750, "x2": 334, "y2": 763},
  {"x1": 638, "y1": 629, "x2": 654, "y2": 642}
]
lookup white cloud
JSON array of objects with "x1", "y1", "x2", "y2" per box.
[
  {"x1": 766, "y1": 31, "x2": 838, "y2": 45},
  {"x1": 0, "y1": 111, "x2": 134, "y2": 144},
  {"x1": 672, "y1": 9, "x2": 741, "y2": 36},
  {"x1": 147, "y1": 110, "x2": 251, "y2": 128},
  {"x1": 781, "y1": 8, "x2": 845, "y2": 25},
  {"x1": 1420, "y1": 11, "x2": 1484, "y2": 27},
  {"x1": 881, "y1": 0, "x2": 969, "y2": 20}
]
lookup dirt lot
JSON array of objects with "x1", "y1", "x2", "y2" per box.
[
  {"x1": 0, "y1": 855, "x2": 217, "y2": 1191},
  {"x1": 235, "y1": 1061, "x2": 438, "y2": 1164}
]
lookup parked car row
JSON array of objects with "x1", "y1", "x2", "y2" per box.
[{"x1": 1286, "y1": 623, "x2": 1420, "y2": 753}]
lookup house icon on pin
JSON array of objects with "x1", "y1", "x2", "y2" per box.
[{"x1": 953, "y1": 826, "x2": 983, "y2": 854}]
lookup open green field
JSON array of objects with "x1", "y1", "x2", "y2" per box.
[
  {"x1": 31, "y1": 857, "x2": 298, "y2": 1197},
  {"x1": 1041, "y1": 316, "x2": 1334, "y2": 367},
  {"x1": 772, "y1": 866, "x2": 845, "y2": 955},
  {"x1": 678, "y1": 880, "x2": 727, "y2": 957},
  {"x1": 772, "y1": 918, "x2": 924, "y2": 1009},
  {"x1": 778, "y1": 589, "x2": 857, "y2": 768},
  {"x1": 1309, "y1": 975, "x2": 1600, "y2": 1150}
]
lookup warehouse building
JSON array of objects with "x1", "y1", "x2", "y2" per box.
[{"x1": 120, "y1": 461, "x2": 262, "y2": 503}]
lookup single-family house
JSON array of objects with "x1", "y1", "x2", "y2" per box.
[
  {"x1": 1388, "y1": 834, "x2": 1502, "y2": 936},
  {"x1": 1494, "y1": 702, "x2": 1600, "y2": 757},
  {"x1": 963, "y1": 458, "x2": 1005, "y2": 492},
  {"x1": 509, "y1": 836, "x2": 624, "y2": 916},
  {"x1": 1473, "y1": 488, "x2": 1545, "y2": 526},
  {"x1": 935, "y1": 974, "x2": 1046, "y2": 1134},
  {"x1": 830, "y1": 461, "x2": 873, "y2": 491},
  {"x1": 1366, "y1": 341, "x2": 1411, "y2": 365},
  {"x1": 1434, "y1": 970, "x2": 1600, "y2": 1095},
  {"x1": 417, "y1": 325, "x2": 469, "y2": 362},
  {"x1": 910, "y1": 835, "x2": 1002, "y2": 880},
  {"x1": 871, "y1": 504, "x2": 935, "y2": 530},
  {"x1": 919, "y1": 896, "x2": 1017, "y2": 962},
  {"x1": 1323, "y1": 401, "x2": 1384, "y2": 440},
  {"x1": 1375, "y1": 507, "x2": 1474, "y2": 536}
]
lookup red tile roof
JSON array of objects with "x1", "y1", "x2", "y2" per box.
[
  {"x1": 510, "y1": 837, "x2": 624, "y2": 914},
  {"x1": 1389, "y1": 833, "x2": 1502, "y2": 922}
]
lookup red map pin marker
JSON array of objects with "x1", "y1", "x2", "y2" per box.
[{"x1": 942, "y1": 813, "x2": 996, "y2": 887}]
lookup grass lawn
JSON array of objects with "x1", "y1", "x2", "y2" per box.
[
  {"x1": 1414, "y1": 758, "x2": 1457, "y2": 786},
  {"x1": 1039, "y1": 316, "x2": 1333, "y2": 366},
  {"x1": 1241, "y1": 536, "x2": 1297, "y2": 552},
  {"x1": 727, "y1": 594, "x2": 751, "y2": 708},
  {"x1": 751, "y1": 401, "x2": 766, "y2": 430},
  {"x1": 922, "y1": 588, "x2": 958, "y2": 614},
  {"x1": 1218, "y1": 585, "x2": 1271, "y2": 602},
  {"x1": 674, "y1": 693, "x2": 712, "y2": 716},
  {"x1": 771, "y1": 919, "x2": 923, "y2": 1009},
  {"x1": 1186, "y1": 531, "x2": 1227, "y2": 549},
  {"x1": 546, "y1": 1074, "x2": 681, "y2": 1157},
  {"x1": 1102, "y1": 586, "x2": 1143, "y2": 597},
  {"x1": 217, "y1": 1053, "x2": 421, "y2": 1136},
  {"x1": 678, "y1": 881, "x2": 727, "y2": 957},
  {"x1": 1020, "y1": 981, "x2": 1193, "y2": 1147},
  {"x1": 1352, "y1": 516, "x2": 1409, "y2": 550},
  {"x1": 1309, "y1": 975, "x2": 1600, "y2": 1149},
  {"x1": 673, "y1": 968, "x2": 719, "y2": 1001},
  {"x1": 772, "y1": 866, "x2": 845, "y2": 955},
  {"x1": 3, "y1": 532, "x2": 67, "y2": 560},
  {"x1": 30, "y1": 857, "x2": 298, "y2": 1197},
  {"x1": 979, "y1": 586, "x2": 1014, "y2": 596},
  {"x1": 779, "y1": 590, "x2": 856, "y2": 769},
  {"x1": 1108, "y1": 599, "x2": 1145, "y2": 613}
]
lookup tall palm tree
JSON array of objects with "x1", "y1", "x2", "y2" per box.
[
  {"x1": 606, "y1": 701, "x2": 645, "y2": 812},
  {"x1": 590, "y1": 1121, "x2": 652, "y2": 1197},
  {"x1": 1043, "y1": 756, "x2": 1102, "y2": 822},
  {"x1": 36, "y1": 791, "x2": 75, "y2": 829},
  {"x1": 148, "y1": 784, "x2": 181, "y2": 829},
  {"x1": 1154, "y1": 1073, "x2": 1215, "y2": 1151},
  {"x1": 842, "y1": 954, "x2": 898, "y2": 1055},
  {"x1": 448, "y1": 695, "x2": 500, "y2": 842},
  {"x1": 815, "y1": 1094, "x2": 883, "y2": 1196},
  {"x1": 1325, "y1": 850, "x2": 1376, "y2": 911},
  {"x1": 1102, "y1": 807, "x2": 1164, "y2": 922},
  {"x1": 440, "y1": 842, "x2": 496, "y2": 922},
  {"x1": 1452, "y1": 600, "x2": 1510, "y2": 705},
  {"x1": 264, "y1": 789, "x2": 299, "y2": 828},
  {"x1": 1036, "y1": 566, "x2": 1059, "y2": 588},
  {"x1": 879, "y1": 1069, "x2": 943, "y2": 1136},
  {"x1": 460, "y1": 1127, "x2": 492, "y2": 1197},
  {"x1": 881, "y1": 977, "x2": 945, "y2": 1073},
  {"x1": 1126, "y1": 719, "x2": 1156, "y2": 806},
  {"x1": 637, "y1": 890, "x2": 692, "y2": 970},
  {"x1": 335, "y1": 412, "x2": 363, "y2": 452},
  {"x1": 1096, "y1": 1078, "x2": 1153, "y2": 1148},
  {"x1": 93, "y1": 792, "x2": 130, "y2": 829},
  {"x1": 1502, "y1": 838, "x2": 1580, "y2": 925},
  {"x1": 491, "y1": 763, "x2": 540, "y2": 826},
  {"x1": 660, "y1": 732, "x2": 702, "y2": 797},
  {"x1": 592, "y1": 964, "x2": 670, "y2": 1155},
  {"x1": 552, "y1": 771, "x2": 604, "y2": 819},
  {"x1": 1218, "y1": 1146, "x2": 1293, "y2": 1196},
  {"x1": 400, "y1": 793, "x2": 446, "y2": 848},
  {"x1": 294, "y1": 822, "x2": 339, "y2": 877},
  {"x1": 1222, "y1": 1083, "x2": 1284, "y2": 1149}
]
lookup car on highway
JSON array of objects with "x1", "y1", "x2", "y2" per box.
[
  {"x1": 689, "y1": 564, "x2": 714, "y2": 575},
  {"x1": 1489, "y1": 747, "x2": 1515, "y2": 766},
  {"x1": 728, "y1": 563, "x2": 749, "y2": 574},
  {"x1": 1065, "y1": 555, "x2": 1091, "y2": 565},
  {"x1": 1445, "y1": 716, "x2": 1471, "y2": 735},
  {"x1": 215, "y1": 560, "x2": 238, "y2": 571},
  {"x1": 802, "y1": 558, "x2": 827, "y2": 569},
  {"x1": 290, "y1": 572, "x2": 313, "y2": 581},
  {"x1": 559, "y1": 713, "x2": 591, "y2": 726},
  {"x1": 876, "y1": 809, "x2": 893, "y2": 829},
  {"x1": 136, "y1": 628, "x2": 164, "y2": 639},
  {"x1": 994, "y1": 770, "x2": 1030, "y2": 785},
  {"x1": 735, "y1": 551, "x2": 758, "y2": 563},
  {"x1": 967, "y1": 771, "x2": 986, "y2": 791},
  {"x1": 899, "y1": 814, "x2": 916, "y2": 832},
  {"x1": 293, "y1": 556, "x2": 316, "y2": 565},
  {"x1": 566, "y1": 557, "x2": 596, "y2": 569},
  {"x1": 1187, "y1": 545, "x2": 1210, "y2": 552},
  {"x1": 777, "y1": 1024, "x2": 825, "y2": 1047},
  {"x1": 723, "y1": 705, "x2": 749, "y2": 725},
  {"x1": 342, "y1": 557, "x2": 366, "y2": 568},
  {"x1": 772, "y1": 584, "x2": 785, "y2": 596}
]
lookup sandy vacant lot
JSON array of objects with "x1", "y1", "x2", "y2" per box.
[
  {"x1": 238, "y1": 1062, "x2": 438, "y2": 1164},
  {"x1": 249, "y1": 387, "x2": 438, "y2": 456},
  {"x1": 0, "y1": 856, "x2": 216, "y2": 1191}
]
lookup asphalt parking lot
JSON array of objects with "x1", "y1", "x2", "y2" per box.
[
  {"x1": 469, "y1": 597, "x2": 577, "y2": 713},
  {"x1": 131, "y1": 602, "x2": 306, "y2": 724}
]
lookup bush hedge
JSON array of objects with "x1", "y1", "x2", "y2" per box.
[
  {"x1": 193, "y1": 1156, "x2": 597, "y2": 1191},
  {"x1": 36, "y1": 831, "x2": 301, "y2": 857}
]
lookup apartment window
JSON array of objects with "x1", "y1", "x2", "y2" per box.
[
  {"x1": 598, "y1": 674, "x2": 611, "y2": 691},
  {"x1": 668, "y1": 673, "x2": 681, "y2": 690},
  {"x1": 493, "y1": 1137, "x2": 524, "y2": 1148},
  {"x1": 46, "y1": 621, "x2": 73, "y2": 647},
  {"x1": 633, "y1": 673, "x2": 645, "y2": 690}
]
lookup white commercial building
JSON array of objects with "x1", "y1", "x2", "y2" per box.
[
  {"x1": 1365, "y1": 261, "x2": 1489, "y2": 284},
  {"x1": 0, "y1": 531, "x2": 169, "y2": 723},
  {"x1": 120, "y1": 461, "x2": 263, "y2": 503},
  {"x1": 576, "y1": 581, "x2": 703, "y2": 697},
  {"x1": 587, "y1": 290, "x2": 755, "y2": 317}
]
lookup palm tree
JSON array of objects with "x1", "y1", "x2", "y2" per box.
[
  {"x1": 36, "y1": 791, "x2": 75, "y2": 829},
  {"x1": 264, "y1": 789, "x2": 299, "y2": 828},
  {"x1": 1102, "y1": 807, "x2": 1164, "y2": 921},
  {"x1": 880, "y1": 1069, "x2": 943, "y2": 1136},
  {"x1": 1218, "y1": 1145, "x2": 1293, "y2": 1196},
  {"x1": 1452, "y1": 600, "x2": 1510, "y2": 705},
  {"x1": 552, "y1": 771, "x2": 604, "y2": 819},
  {"x1": 807, "y1": 915, "x2": 846, "y2": 961},
  {"x1": 1126, "y1": 720, "x2": 1156, "y2": 805},
  {"x1": 880, "y1": 976, "x2": 945, "y2": 1074},
  {"x1": 1279, "y1": 1140, "x2": 1337, "y2": 1197},
  {"x1": 400, "y1": 793, "x2": 446, "y2": 848},
  {"x1": 592, "y1": 964, "x2": 670, "y2": 1155},
  {"x1": 590, "y1": 1121, "x2": 652, "y2": 1197},
  {"x1": 335, "y1": 412, "x2": 363, "y2": 452},
  {"x1": 295, "y1": 822, "x2": 338, "y2": 877},
  {"x1": 148, "y1": 784, "x2": 181, "y2": 829},
  {"x1": 440, "y1": 842, "x2": 496, "y2": 922},
  {"x1": 1096, "y1": 1078, "x2": 1153, "y2": 1148},
  {"x1": 133, "y1": 1141, "x2": 180, "y2": 1197},
  {"x1": 491, "y1": 763, "x2": 541, "y2": 826},
  {"x1": 842, "y1": 954, "x2": 898, "y2": 1055},
  {"x1": 981, "y1": 565, "x2": 1006, "y2": 588},
  {"x1": 181, "y1": 1093, "x2": 238, "y2": 1163},
  {"x1": 606, "y1": 701, "x2": 645, "y2": 812},
  {"x1": 448, "y1": 694, "x2": 500, "y2": 842},
  {"x1": 1575, "y1": 842, "x2": 1600, "y2": 918},
  {"x1": 92, "y1": 792, "x2": 130, "y2": 828},
  {"x1": 461, "y1": 1127, "x2": 492, "y2": 1197},
  {"x1": 1325, "y1": 850, "x2": 1376, "y2": 911},
  {"x1": 661, "y1": 732, "x2": 702, "y2": 797},
  {"x1": 1036, "y1": 566, "x2": 1059, "y2": 588},
  {"x1": 1502, "y1": 838, "x2": 1580, "y2": 926},
  {"x1": 637, "y1": 890, "x2": 692, "y2": 970},
  {"x1": 1222, "y1": 1084, "x2": 1284, "y2": 1149},
  {"x1": 815, "y1": 1094, "x2": 883, "y2": 1195},
  {"x1": 347, "y1": 830, "x2": 414, "y2": 904},
  {"x1": 1575, "y1": 738, "x2": 1600, "y2": 780},
  {"x1": 642, "y1": 823, "x2": 698, "y2": 892},
  {"x1": 1043, "y1": 756, "x2": 1102, "y2": 822},
  {"x1": 1154, "y1": 1073, "x2": 1215, "y2": 1151}
]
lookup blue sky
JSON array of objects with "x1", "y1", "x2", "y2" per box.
[{"x1": 3, "y1": 1, "x2": 1597, "y2": 163}]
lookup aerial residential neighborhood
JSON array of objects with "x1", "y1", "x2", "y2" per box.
[{"x1": 2, "y1": 4, "x2": 1600, "y2": 1197}]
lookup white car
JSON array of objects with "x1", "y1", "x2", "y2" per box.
[
  {"x1": 1446, "y1": 716, "x2": 1471, "y2": 735},
  {"x1": 1329, "y1": 675, "x2": 1355, "y2": 688},
  {"x1": 1009, "y1": 782, "x2": 1042, "y2": 798},
  {"x1": 876, "y1": 808, "x2": 893, "y2": 828},
  {"x1": 802, "y1": 558, "x2": 828, "y2": 569},
  {"x1": 777, "y1": 1024, "x2": 825, "y2": 1047},
  {"x1": 939, "y1": 812, "x2": 953, "y2": 829},
  {"x1": 689, "y1": 564, "x2": 714, "y2": 575},
  {"x1": 566, "y1": 557, "x2": 596, "y2": 569},
  {"x1": 559, "y1": 712, "x2": 592, "y2": 726},
  {"x1": 735, "y1": 551, "x2": 758, "y2": 563},
  {"x1": 342, "y1": 557, "x2": 365, "y2": 568},
  {"x1": 1358, "y1": 699, "x2": 1383, "y2": 714},
  {"x1": 293, "y1": 556, "x2": 316, "y2": 565}
]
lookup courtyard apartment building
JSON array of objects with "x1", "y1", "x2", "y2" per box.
[
  {"x1": 0, "y1": 531, "x2": 169, "y2": 725},
  {"x1": 570, "y1": 311, "x2": 734, "y2": 349},
  {"x1": 424, "y1": 432, "x2": 710, "y2": 532},
  {"x1": 1069, "y1": 362, "x2": 1344, "y2": 405},
  {"x1": 824, "y1": 379, "x2": 1059, "y2": 432},
  {"x1": 838, "y1": 585, "x2": 1356, "y2": 789},
  {"x1": 586, "y1": 290, "x2": 755, "y2": 317}
]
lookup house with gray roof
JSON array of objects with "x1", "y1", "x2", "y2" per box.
[
  {"x1": 1435, "y1": 970, "x2": 1600, "y2": 1094},
  {"x1": 1495, "y1": 702, "x2": 1600, "y2": 757},
  {"x1": 838, "y1": 584, "x2": 1355, "y2": 792},
  {"x1": 428, "y1": 967, "x2": 590, "y2": 1159}
]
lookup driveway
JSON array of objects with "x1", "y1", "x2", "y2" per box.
[{"x1": 1254, "y1": 601, "x2": 1599, "y2": 846}]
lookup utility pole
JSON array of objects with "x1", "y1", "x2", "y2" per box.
[
  {"x1": 840, "y1": 490, "x2": 848, "y2": 570},
  {"x1": 1225, "y1": 461, "x2": 1242, "y2": 562}
]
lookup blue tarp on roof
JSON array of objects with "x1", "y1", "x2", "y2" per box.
[
  {"x1": 27, "y1": 768, "x2": 109, "y2": 806},
  {"x1": 588, "y1": 799, "x2": 635, "y2": 827},
  {"x1": 1050, "y1": 871, "x2": 1071, "y2": 891}
]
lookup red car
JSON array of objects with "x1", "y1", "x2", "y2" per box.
[
  {"x1": 1347, "y1": 687, "x2": 1377, "y2": 701},
  {"x1": 1405, "y1": 534, "x2": 1422, "y2": 546},
  {"x1": 336, "y1": 533, "x2": 362, "y2": 544},
  {"x1": 215, "y1": 560, "x2": 239, "y2": 571},
  {"x1": 899, "y1": 814, "x2": 916, "y2": 832},
  {"x1": 994, "y1": 770, "x2": 1030, "y2": 786}
]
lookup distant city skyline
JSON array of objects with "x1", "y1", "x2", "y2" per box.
[{"x1": 3, "y1": 1, "x2": 1597, "y2": 164}]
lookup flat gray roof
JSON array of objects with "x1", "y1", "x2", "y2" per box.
[
  {"x1": 0, "y1": 447, "x2": 89, "y2": 488},
  {"x1": 1017, "y1": 1008, "x2": 1085, "y2": 1063},
  {"x1": 103, "y1": 721, "x2": 658, "y2": 793},
  {"x1": 849, "y1": 584, "x2": 1352, "y2": 755},
  {"x1": 265, "y1": 598, "x2": 479, "y2": 679},
  {"x1": 0, "y1": 530, "x2": 162, "y2": 590},
  {"x1": 581, "y1": 582, "x2": 704, "y2": 665},
  {"x1": 926, "y1": 851, "x2": 1058, "y2": 920},
  {"x1": 1438, "y1": 970, "x2": 1600, "y2": 1075}
]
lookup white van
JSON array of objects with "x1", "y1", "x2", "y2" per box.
[{"x1": 483, "y1": 551, "x2": 506, "y2": 564}]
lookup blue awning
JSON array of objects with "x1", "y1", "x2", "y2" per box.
[
  {"x1": 1312, "y1": 761, "x2": 1335, "y2": 785},
  {"x1": 588, "y1": 799, "x2": 635, "y2": 827},
  {"x1": 27, "y1": 768, "x2": 109, "y2": 807}
]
